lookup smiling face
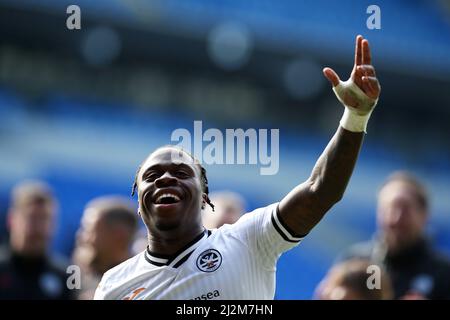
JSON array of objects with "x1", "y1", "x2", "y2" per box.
[{"x1": 137, "y1": 147, "x2": 205, "y2": 233}]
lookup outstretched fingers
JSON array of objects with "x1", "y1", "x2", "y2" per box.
[
  {"x1": 362, "y1": 39, "x2": 372, "y2": 65},
  {"x1": 354, "y1": 35, "x2": 363, "y2": 66}
]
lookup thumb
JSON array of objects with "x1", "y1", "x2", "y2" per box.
[{"x1": 323, "y1": 67, "x2": 340, "y2": 87}]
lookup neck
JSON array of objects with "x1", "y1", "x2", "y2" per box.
[{"x1": 147, "y1": 225, "x2": 204, "y2": 256}]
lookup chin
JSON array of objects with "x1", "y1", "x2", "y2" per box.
[{"x1": 155, "y1": 220, "x2": 181, "y2": 231}]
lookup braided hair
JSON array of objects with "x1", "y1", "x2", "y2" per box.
[{"x1": 131, "y1": 146, "x2": 215, "y2": 211}]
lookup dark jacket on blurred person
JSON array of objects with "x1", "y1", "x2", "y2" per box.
[
  {"x1": 339, "y1": 237, "x2": 450, "y2": 299},
  {"x1": 0, "y1": 245, "x2": 74, "y2": 300}
]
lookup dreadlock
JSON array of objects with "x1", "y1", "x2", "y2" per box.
[
  {"x1": 131, "y1": 146, "x2": 215, "y2": 211},
  {"x1": 199, "y1": 165, "x2": 215, "y2": 211}
]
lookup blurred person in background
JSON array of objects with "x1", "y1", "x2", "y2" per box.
[
  {"x1": 339, "y1": 171, "x2": 450, "y2": 299},
  {"x1": 202, "y1": 191, "x2": 246, "y2": 229},
  {"x1": 314, "y1": 258, "x2": 393, "y2": 300},
  {"x1": 0, "y1": 180, "x2": 73, "y2": 300},
  {"x1": 72, "y1": 195, "x2": 138, "y2": 300}
]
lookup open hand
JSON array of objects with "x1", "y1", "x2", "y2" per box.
[{"x1": 323, "y1": 35, "x2": 381, "y2": 114}]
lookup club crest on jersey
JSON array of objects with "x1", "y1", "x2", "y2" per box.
[{"x1": 196, "y1": 249, "x2": 222, "y2": 272}]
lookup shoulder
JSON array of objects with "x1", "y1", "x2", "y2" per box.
[
  {"x1": 95, "y1": 252, "x2": 145, "y2": 299},
  {"x1": 232, "y1": 203, "x2": 278, "y2": 229},
  {"x1": 101, "y1": 252, "x2": 144, "y2": 285},
  {"x1": 245, "y1": 203, "x2": 278, "y2": 217},
  {"x1": 214, "y1": 203, "x2": 278, "y2": 238}
]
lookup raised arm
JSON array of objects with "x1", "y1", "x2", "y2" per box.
[{"x1": 278, "y1": 35, "x2": 381, "y2": 236}]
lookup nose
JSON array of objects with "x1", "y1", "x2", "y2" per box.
[{"x1": 154, "y1": 171, "x2": 178, "y2": 188}]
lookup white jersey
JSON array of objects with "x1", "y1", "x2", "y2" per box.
[{"x1": 94, "y1": 203, "x2": 304, "y2": 300}]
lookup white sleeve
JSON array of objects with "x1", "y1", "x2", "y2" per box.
[
  {"x1": 229, "y1": 202, "x2": 306, "y2": 270},
  {"x1": 93, "y1": 278, "x2": 106, "y2": 300},
  {"x1": 93, "y1": 272, "x2": 115, "y2": 300}
]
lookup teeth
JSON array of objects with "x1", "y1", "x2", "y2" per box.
[{"x1": 156, "y1": 193, "x2": 180, "y2": 204}]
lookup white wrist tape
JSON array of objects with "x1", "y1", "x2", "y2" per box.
[
  {"x1": 332, "y1": 79, "x2": 378, "y2": 133},
  {"x1": 340, "y1": 108, "x2": 371, "y2": 133}
]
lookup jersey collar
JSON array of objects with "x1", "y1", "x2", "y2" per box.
[{"x1": 145, "y1": 229, "x2": 211, "y2": 268}]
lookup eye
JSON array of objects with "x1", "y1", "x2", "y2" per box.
[
  {"x1": 175, "y1": 170, "x2": 190, "y2": 178},
  {"x1": 145, "y1": 173, "x2": 160, "y2": 182}
]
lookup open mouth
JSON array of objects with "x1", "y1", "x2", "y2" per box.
[{"x1": 154, "y1": 193, "x2": 181, "y2": 205}]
